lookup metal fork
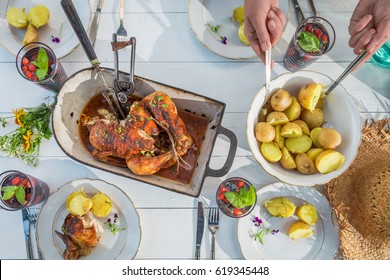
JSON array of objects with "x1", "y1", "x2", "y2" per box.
[
  {"x1": 208, "y1": 207, "x2": 219, "y2": 260},
  {"x1": 26, "y1": 205, "x2": 41, "y2": 259},
  {"x1": 116, "y1": 0, "x2": 127, "y2": 41}
]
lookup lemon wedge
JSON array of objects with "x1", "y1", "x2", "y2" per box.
[
  {"x1": 238, "y1": 24, "x2": 250, "y2": 45},
  {"x1": 27, "y1": 5, "x2": 50, "y2": 28},
  {"x1": 92, "y1": 192, "x2": 112, "y2": 218},
  {"x1": 296, "y1": 204, "x2": 318, "y2": 225},
  {"x1": 288, "y1": 221, "x2": 314, "y2": 240},
  {"x1": 233, "y1": 6, "x2": 245, "y2": 24},
  {"x1": 66, "y1": 188, "x2": 93, "y2": 216},
  {"x1": 265, "y1": 197, "x2": 296, "y2": 218},
  {"x1": 22, "y1": 24, "x2": 39, "y2": 46},
  {"x1": 6, "y1": 7, "x2": 28, "y2": 29}
]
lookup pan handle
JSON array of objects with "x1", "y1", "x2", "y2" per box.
[
  {"x1": 205, "y1": 126, "x2": 237, "y2": 178},
  {"x1": 61, "y1": 0, "x2": 100, "y2": 67}
]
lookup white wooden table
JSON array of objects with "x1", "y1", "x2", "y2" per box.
[{"x1": 0, "y1": 0, "x2": 389, "y2": 260}]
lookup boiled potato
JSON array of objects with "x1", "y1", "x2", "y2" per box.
[
  {"x1": 315, "y1": 150, "x2": 345, "y2": 174},
  {"x1": 66, "y1": 188, "x2": 93, "y2": 216},
  {"x1": 260, "y1": 142, "x2": 282, "y2": 162},
  {"x1": 300, "y1": 108, "x2": 324, "y2": 130},
  {"x1": 280, "y1": 122, "x2": 302, "y2": 138},
  {"x1": 265, "y1": 197, "x2": 296, "y2": 218},
  {"x1": 310, "y1": 127, "x2": 323, "y2": 148},
  {"x1": 271, "y1": 89, "x2": 292, "y2": 111},
  {"x1": 283, "y1": 96, "x2": 301, "y2": 121},
  {"x1": 285, "y1": 135, "x2": 312, "y2": 154},
  {"x1": 318, "y1": 128, "x2": 342, "y2": 149},
  {"x1": 297, "y1": 204, "x2": 318, "y2": 225},
  {"x1": 274, "y1": 125, "x2": 285, "y2": 149},
  {"x1": 292, "y1": 120, "x2": 310, "y2": 135},
  {"x1": 306, "y1": 148, "x2": 324, "y2": 163},
  {"x1": 316, "y1": 93, "x2": 326, "y2": 110},
  {"x1": 255, "y1": 122, "x2": 275, "y2": 143},
  {"x1": 288, "y1": 221, "x2": 314, "y2": 240},
  {"x1": 295, "y1": 153, "x2": 317, "y2": 174},
  {"x1": 92, "y1": 192, "x2": 112, "y2": 218},
  {"x1": 280, "y1": 147, "x2": 296, "y2": 169},
  {"x1": 266, "y1": 111, "x2": 289, "y2": 126},
  {"x1": 298, "y1": 83, "x2": 322, "y2": 112}
]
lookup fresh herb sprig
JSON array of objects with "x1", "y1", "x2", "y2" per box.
[
  {"x1": 105, "y1": 213, "x2": 125, "y2": 236},
  {"x1": 250, "y1": 216, "x2": 279, "y2": 245},
  {"x1": 31, "y1": 47, "x2": 49, "y2": 80},
  {"x1": 0, "y1": 102, "x2": 52, "y2": 166},
  {"x1": 1, "y1": 185, "x2": 26, "y2": 205},
  {"x1": 298, "y1": 31, "x2": 320, "y2": 52},
  {"x1": 224, "y1": 185, "x2": 256, "y2": 209},
  {"x1": 206, "y1": 23, "x2": 228, "y2": 44}
]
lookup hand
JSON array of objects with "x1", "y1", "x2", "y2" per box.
[
  {"x1": 244, "y1": 0, "x2": 286, "y2": 64},
  {"x1": 348, "y1": 0, "x2": 390, "y2": 69}
]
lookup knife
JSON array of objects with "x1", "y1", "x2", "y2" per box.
[
  {"x1": 89, "y1": 0, "x2": 104, "y2": 47},
  {"x1": 291, "y1": 0, "x2": 305, "y2": 24},
  {"x1": 308, "y1": 0, "x2": 318, "y2": 16},
  {"x1": 195, "y1": 201, "x2": 204, "y2": 260}
]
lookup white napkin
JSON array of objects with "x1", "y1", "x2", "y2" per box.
[{"x1": 0, "y1": 209, "x2": 27, "y2": 259}]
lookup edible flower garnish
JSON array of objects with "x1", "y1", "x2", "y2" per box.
[
  {"x1": 105, "y1": 213, "x2": 125, "y2": 235},
  {"x1": 206, "y1": 23, "x2": 228, "y2": 45},
  {"x1": 250, "y1": 215, "x2": 279, "y2": 245},
  {"x1": 51, "y1": 23, "x2": 63, "y2": 43},
  {"x1": 0, "y1": 102, "x2": 52, "y2": 166}
]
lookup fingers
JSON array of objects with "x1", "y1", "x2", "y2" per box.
[
  {"x1": 267, "y1": 9, "x2": 284, "y2": 46},
  {"x1": 349, "y1": 14, "x2": 372, "y2": 36},
  {"x1": 252, "y1": 14, "x2": 271, "y2": 52},
  {"x1": 366, "y1": 20, "x2": 390, "y2": 54},
  {"x1": 351, "y1": 28, "x2": 376, "y2": 54}
]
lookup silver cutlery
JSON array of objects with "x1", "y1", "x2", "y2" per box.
[
  {"x1": 89, "y1": 0, "x2": 104, "y2": 47},
  {"x1": 26, "y1": 205, "x2": 41, "y2": 259},
  {"x1": 308, "y1": 0, "x2": 318, "y2": 16},
  {"x1": 195, "y1": 201, "x2": 204, "y2": 260},
  {"x1": 324, "y1": 50, "x2": 368, "y2": 96},
  {"x1": 291, "y1": 0, "x2": 305, "y2": 23},
  {"x1": 265, "y1": 48, "x2": 271, "y2": 98},
  {"x1": 116, "y1": 0, "x2": 127, "y2": 41},
  {"x1": 207, "y1": 207, "x2": 219, "y2": 260},
  {"x1": 21, "y1": 208, "x2": 31, "y2": 259}
]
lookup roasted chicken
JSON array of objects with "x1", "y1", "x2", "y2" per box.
[
  {"x1": 85, "y1": 91, "x2": 193, "y2": 175},
  {"x1": 55, "y1": 212, "x2": 102, "y2": 260}
]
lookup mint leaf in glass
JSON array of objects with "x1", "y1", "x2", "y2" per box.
[
  {"x1": 224, "y1": 185, "x2": 256, "y2": 208},
  {"x1": 36, "y1": 68, "x2": 48, "y2": 80},
  {"x1": 1, "y1": 185, "x2": 26, "y2": 205},
  {"x1": 31, "y1": 47, "x2": 49, "y2": 80},
  {"x1": 298, "y1": 31, "x2": 321, "y2": 52}
]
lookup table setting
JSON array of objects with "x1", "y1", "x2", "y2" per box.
[{"x1": 0, "y1": 0, "x2": 389, "y2": 261}]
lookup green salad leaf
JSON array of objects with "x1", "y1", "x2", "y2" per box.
[
  {"x1": 224, "y1": 185, "x2": 256, "y2": 208},
  {"x1": 298, "y1": 31, "x2": 321, "y2": 52}
]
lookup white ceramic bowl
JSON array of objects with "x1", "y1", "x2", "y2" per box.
[{"x1": 247, "y1": 71, "x2": 362, "y2": 186}]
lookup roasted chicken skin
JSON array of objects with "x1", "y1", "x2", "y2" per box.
[
  {"x1": 86, "y1": 91, "x2": 193, "y2": 175},
  {"x1": 55, "y1": 213, "x2": 101, "y2": 260}
]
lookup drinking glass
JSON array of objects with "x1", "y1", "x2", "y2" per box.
[
  {"x1": 16, "y1": 42, "x2": 68, "y2": 93},
  {"x1": 0, "y1": 170, "x2": 50, "y2": 211},
  {"x1": 283, "y1": 16, "x2": 336, "y2": 71},
  {"x1": 371, "y1": 39, "x2": 390, "y2": 68}
]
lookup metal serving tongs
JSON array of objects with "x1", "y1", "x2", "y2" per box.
[
  {"x1": 61, "y1": 0, "x2": 126, "y2": 119},
  {"x1": 112, "y1": 33, "x2": 137, "y2": 115}
]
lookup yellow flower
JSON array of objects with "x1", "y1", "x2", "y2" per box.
[
  {"x1": 13, "y1": 108, "x2": 26, "y2": 127},
  {"x1": 23, "y1": 130, "x2": 32, "y2": 152}
]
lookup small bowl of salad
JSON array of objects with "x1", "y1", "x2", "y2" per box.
[{"x1": 216, "y1": 177, "x2": 257, "y2": 218}]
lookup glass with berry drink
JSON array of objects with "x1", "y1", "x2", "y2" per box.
[
  {"x1": 0, "y1": 170, "x2": 50, "y2": 211},
  {"x1": 283, "y1": 17, "x2": 335, "y2": 71},
  {"x1": 16, "y1": 42, "x2": 68, "y2": 93},
  {"x1": 216, "y1": 177, "x2": 257, "y2": 218}
]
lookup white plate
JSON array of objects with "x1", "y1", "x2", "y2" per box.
[
  {"x1": 238, "y1": 182, "x2": 339, "y2": 259},
  {"x1": 37, "y1": 178, "x2": 141, "y2": 260},
  {"x1": 0, "y1": 0, "x2": 91, "y2": 59},
  {"x1": 188, "y1": 0, "x2": 290, "y2": 59}
]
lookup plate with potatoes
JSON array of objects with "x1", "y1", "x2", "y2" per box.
[
  {"x1": 237, "y1": 182, "x2": 339, "y2": 260},
  {"x1": 247, "y1": 71, "x2": 361, "y2": 186}
]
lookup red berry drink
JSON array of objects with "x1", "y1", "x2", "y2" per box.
[
  {"x1": 0, "y1": 171, "x2": 50, "y2": 211},
  {"x1": 16, "y1": 42, "x2": 68, "y2": 93},
  {"x1": 283, "y1": 17, "x2": 335, "y2": 71}
]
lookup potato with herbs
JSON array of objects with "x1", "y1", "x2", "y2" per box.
[
  {"x1": 271, "y1": 89, "x2": 293, "y2": 111},
  {"x1": 298, "y1": 83, "x2": 322, "y2": 112},
  {"x1": 266, "y1": 111, "x2": 289, "y2": 126},
  {"x1": 280, "y1": 122, "x2": 302, "y2": 138},
  {"x1": 318, "y1": 128, "x2": 342, "y2": 149},
  {"x1": 295, "y1": 153, "x2": 316, "y2": 174},
  {"x1": 315, "y1": 150, "x2": 345, "y2": 174},
  {"x1": 260, "y1": 142, "x2": 282, "y2": 162},
  {"x1": 255, "y1": 122, "x2": 275, "y2": 142},
  {"x1": 300, "y1": 108, "x2": 324, "y2": 130},
  {"x1": 274, "y1": 125, "x2": 285, "y2": 149},
  {"x1": 283, "y1": 96, "x2": 301, "y2": 121}
]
